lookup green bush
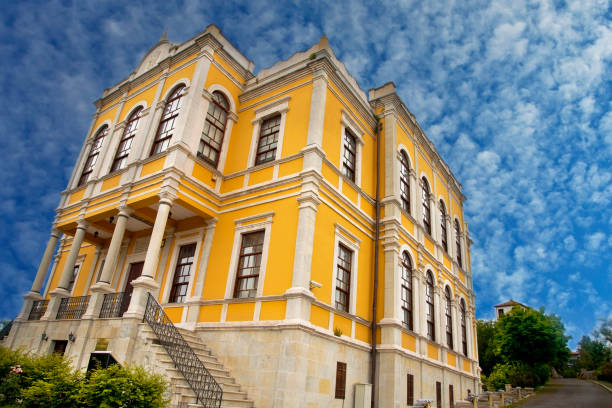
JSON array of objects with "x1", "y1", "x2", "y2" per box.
[
  {"x1": 0, "y1": 346, "x2": 168, "y2": 408},
  {"x1": 598, "y1": 362, "x2": 612, "y2": 382},
  {"x1": 485, "y1": 362, "x2": 550, "y2": 390},
  {"x1": 80, "y1": 364, "x2": 168, "y2": 408}
]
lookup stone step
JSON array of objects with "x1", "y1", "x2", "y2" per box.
[
  {"x1": 172, "y1": 380, "x2": 248, "y2": 400},
  {"x1": 155, "y1": 353, "x2": 226, "y2": 371}
]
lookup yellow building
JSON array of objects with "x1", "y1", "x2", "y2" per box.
[{"x1": 7, "y1": 25, "x2": 479, "y2": 408}]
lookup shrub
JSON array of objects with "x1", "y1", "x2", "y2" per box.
[
  {"x1": 486, "y1": 362, "x2": 550, "y2": 390},
  {"x1": 598, "y1": 362, "x2": 612, "y2": 382},
  {"x1": 0, "y1": 346, "x2": 168, "y2": 408},
  {"x1": 80, "y1": 364, "x2": 168, "y2": 408}
]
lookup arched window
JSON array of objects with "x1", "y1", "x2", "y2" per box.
[
  {"x1": 425, "y1": 271, "x2": 435, "y2": 341},
  {"x1": 111, "y1": 107, "x2": 143, "y2": 172},
  {"x1": 422, "y1": 177, "x2": 431, "y2": 235},
  {"x1": 445, "y1": 286, "x2": 453, "y2": 349},
  {"x1": 150, "y1": 85, "x2": 186, "y2": 156},
  {"x1": 400, "y1": 251, "x2": 413, "y2": 330},
  {"x1": 440, "y1": 200, "x2": 448, "y2": 252},
  {"x1": 460, "y1": 298, "x2": 468, "y2": 356},
  {"x1": 198, "y1": 91, "x2": 229, "y2": 167},
  {"x1": 455, "y1": 219, "x2": 462, "y2": 268},
  {"x1": 400, "y1": 152, "x2": 411, "y2": 213},
  {"x1": 78, "y1": 125, "x2": 108, "y2": 186}
]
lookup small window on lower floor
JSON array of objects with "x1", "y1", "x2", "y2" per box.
[
  {"x1": 169, "y1": 243, "x2": 197, "y2": 303},
  {"x1": 407, "y1": 373, "x2": 414, "y2": 405},
  {"x1": 234, "y1": 231, "x2": 265, "y2": 298},
  {"x1": 335, "y1": 361, "x2": 347, "y2": 399},
  {"x1": 449, "y1": 384, "x2": 455, "y2": 408},
  {"x1": 436, "y1": 381, "x2": 442, "y2": 408},
  {"x1": 52, "y1": 340, "x2": 68, "y2": 355}
]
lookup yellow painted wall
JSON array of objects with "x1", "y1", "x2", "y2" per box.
[
  {"x1": 164, "y1": 306, "x2": 183, "y2": 323},
  {"x1": 259, "y1": 301, "x2": 286, "y2": 321},
  {"x1": 140, "y1": 157, "x2": 166, "y2": 177},
  {"x1": 161, "y1": 63, "x2": 197, "y2": 99},
  {"x1": 120, "y1": 85, "x2": 157, "y2": 120},
  {"x1": 427, "y1": 343, "x2": 439, "y2": 360},
  {"x1": 226, "y1": 302, "x2": 255, "y2": 321},
  {"x1": 101, "y1": 174, "x2": 121, "y2": 192},
  {"x1": 205, "y1": 63, "x2": 242, "y2": 106},
  {"x1": 199, "y1": 304, "x2": 222, "y2": 322},
  {"x1": 310, "y1": 304, "x2": 329, "y2": 329},
  {"x1": 447, "y1": 352, "x2": 457, "y2": 367},
  {"x1": 333, "y1": 314, "x2": 351, "y2": 337},
  {"x1": 402, "y1": 332, "x2": 416, "y2": 352}
]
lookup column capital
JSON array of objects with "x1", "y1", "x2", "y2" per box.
[
  {"x1": 50, "y1": 227, "x2": 62, "y2": 238},
  {"x1": 76, "y1": 219, "x2": 90, "y2": 230},
  {"x1": 158, "y1": 190, "x2": 177, "y2": 206},
  {"x1": 117, "y1": 205, "x2": 134, "y2": 218}
]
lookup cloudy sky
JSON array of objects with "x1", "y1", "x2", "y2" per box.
[{"x1": 1, "y1": 1, "x2": 611, "y2": 348}]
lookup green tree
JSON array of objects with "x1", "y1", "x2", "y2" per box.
[
  {"x1": 493, "y1": 307, "x2": 570, "y2": 370},
  {"x1": 576, "y1": 335, "x2": 611, "y2": 371},
  {"x1": 477, "y1": 319, "x2": 499, "y2": 376},
  {"x1": 597, "y1": 317, "x2": 612, "y2": 344}
]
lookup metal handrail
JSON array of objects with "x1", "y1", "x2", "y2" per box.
[
  {"x1": 29, "y1": 300, "x2": 48, "y2": 320},
  {"x1": 57, "y1": 296, "x2": 89, "y2": 319},
  {"x1": 99, "y1": 292, "x2": 130, "y2": 318},
  {"x1": 143, "y1": 293, "x2": 222, "y2": 408}
]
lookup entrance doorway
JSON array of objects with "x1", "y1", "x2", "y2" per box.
[{"x1": 120, "y1": 262, "x2": 143, "y2": 315}]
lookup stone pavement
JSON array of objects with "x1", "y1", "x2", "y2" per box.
[{"x1": 513, "y1": 378, "x2": 612, "y2": 408}]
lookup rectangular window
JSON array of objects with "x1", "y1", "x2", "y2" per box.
[
  {"x1": 255, "y1": 115, "x2": 281, "y2": 165},
  {"x1": 169, "y1": 243, "x2": 197, "y2": 303},
  {"x1": 436, "y1": 381, "x2": 442, "y2": 408},
  {"x1": 234, "y1": 231, "x2": 265, "y2": 298},
  {"x1": 407, "y1": 373, "x2": 414, "y2": 405},
  {"x1": 335, "y1": 362, "x2": 346, "y2": 399},
  {"x1": 335, "y1": 244, "x2": 352, "y2": 312},
  {"x1": 67, "y1": 264, "x2": 80, "y2": 292},
  {"x1": 449, "y1": 384, "x2": 454, "y2": 408},
  {"x1": 342, "y1": 129, "x2": 356, "y2": 182}
]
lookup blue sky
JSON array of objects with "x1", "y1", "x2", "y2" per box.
[{"x1": 1, "y1": 1, "x2": 611, "y2": 349}]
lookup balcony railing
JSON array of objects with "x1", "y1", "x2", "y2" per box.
[
  {"x1": 99, "y1": 292, "x2": 130, "y2": 318},
  {"x1": 28, "y1": 300, "x2": 48, "y2": 320},
  {"x1": 143, "y1": 293, "x2": 222, "y2": 408},
  {"x1": 57, "y1": 296, "x2": 90, "y2": 320}
]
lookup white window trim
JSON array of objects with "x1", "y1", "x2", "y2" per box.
[
  {"x1": 247, "y1": 97, "x2": 290, "y2": 168},
  {"x1": 339, "y1": 110, "x2": 364, "y2": 188},
  {"x1": 204, "y1": 85, "x2": 237, "y2": 173},
  {"x1": 104, "y1": 102, "x2": 150, "y2": 175},
  {"x1": 398, "y1": 245, "x2": 416, "y2": 329},
  {"x1": 224, "y1": 213, "x2": 274, "y2": 299},
  {"x1": 161, "y1": 229, "x2": 204, "y2": 304},
  {"x1": 397, "y1": 146, "x2": 414, "y2": 215},
  {"x1": 331, "y1": 223, "x2": 360, "y2": 315}
]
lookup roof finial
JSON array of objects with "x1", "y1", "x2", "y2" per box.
[
  {"x1": 318, "y1": 34, "x2": 329, "y2": 49},
  {"x1": 160, "y1": 27, "x2": 168, "y2": 41}
]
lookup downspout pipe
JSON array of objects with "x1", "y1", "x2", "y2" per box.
[{"x1": 370, "y1": 116, "x2": 381, "y2": 408}]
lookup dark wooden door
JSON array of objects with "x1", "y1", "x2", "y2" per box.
[{"x1": 120, "y1": 262, "x2": 143, "y2": 314}]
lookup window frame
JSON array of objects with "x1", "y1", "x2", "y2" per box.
[
  {"x1": 335, "y1": 361, "x2": 347, "y2": 399},
  {"x1": 233, "y1": 230, "x2": 265, "y2": 299},
  {"x1": 110, "y1": 107, "x2": 143, "y2": 173},
  {"x1": 150, "y1": 85, "x2": 186, "y2": 157},
  {"x1": 342, "y1": 129, "x2": 357, "y2": 182},
  {"x1": 332, "y1": 224, "x2": 360, "y2": 315},
  {"x1": 335, "y1": 243, "x2": 353, "y2": 312},
  {"x1": 425, "y1": 270, "x2": 436, "y2": 342},
  {"x1": 455, "y1": 219, "x2": 463, "y2": 268},
  {"x1": 169, "y1": 243, "x2": 197, "y2": 303},
  {"x1": 400, "y1": 251, "x2": 413, "y2": 331},
  {"x1": 445, "y1": 286, "x2": 453, "y2": 349},
  {"x1": 422, "y1": 177, "x2": 432, "y2": 236},
  {"x1": 78, "y1": 125, "x2": 108, "y2": 187},
  {"x1": 224, "y1": 213, "x2": 274, "y2": 300},
  {"x1": 440, "y1": 200, "x2": 448, "y2": 252},
  {"x1": 198, "y1": 91, "x2": 229, "y2": 168},
  {"x1": 254, "y1": 114, "x2": 282, "y2": 166},
  {"x1": 400, "y1": 151, "x2": 411, "y2": 214},
  {"x1": 247, "y1": 97, "x2": 289, "y2": 168},
  {"x1": 460, "y1": 298, "x2": 468, "y2": 356},
  {"x1": 339, "y1": 111, "x2": 364, "y2": 187}
]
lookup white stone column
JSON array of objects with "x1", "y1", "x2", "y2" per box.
[
  {"x1": 451, "y1": 300, "x2": 460, "y2": 353},
  {"x1": 57, "y1": 220, "x2": 88, "y2": 291},
  {"x1": 17, "y1": 229, "x2": 61, "y2": 320},
  {"x1": 42, "y1": 220, "x2": 88, "y2": 320},
  {"x1": 96, "y1": 206, "x2": 132, "y2": 286},
  {"x1": 83, "y1": 207, "x2": 132, "y2": 319},
  {"x1": 123, "y1": 193, "x2": 173, "y2": 319},
  {"x1": 305, "y1": 69, "x2": 328, "y2": 147},
  {"x1": 285, "y1": 177, "x2": 320, "y2": 321}
]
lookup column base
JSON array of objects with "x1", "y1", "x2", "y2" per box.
[
  {"x1": 41, "y1": 288, "x2": 70, "y2": 320},
  {"x1": 123, "y1": 277, "x2": 160, "y2": 320},
  {"x1": 82, "y1": 283, "x2": 115, "y2": 320},
  {"x1": 284, "y1": 287, "x2": 315, "y2": 322},
  {"x1": 15, "y1": 292, "x2": 43, "y2": 321}
]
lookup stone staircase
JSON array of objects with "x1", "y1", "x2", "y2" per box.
[{"x1": 142, "y1": 325, "x2": 255, "y2": 408}]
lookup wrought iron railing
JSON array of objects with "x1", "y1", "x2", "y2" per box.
[
  {"x1": 28, "y1": 300, "x2": 48, "y2": 320},
  {"x1": 57, "y1": 296, "x2": 90, "y2": 319},
  {"x1": 99, "y1": 292, "x2": 130, "y2": 318},
  {"x1": 143, "y1": 293, "x2": 222, "y2": 408}
]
